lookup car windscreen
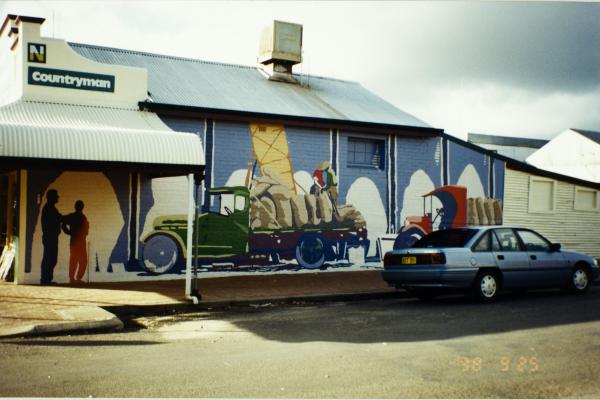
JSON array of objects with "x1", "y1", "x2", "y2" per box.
[{"x1": 412, "y1": 229, "x2": 478, "y2": 248}]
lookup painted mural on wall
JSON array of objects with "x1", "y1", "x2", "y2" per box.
[
  {"x1": 140, "y1": 123, "x2": 370, "y2": 275},
  {"x1": 27, "y1": 172, "x2": 125, "y2": 284},
  {"x1": 39, "y1": 190, "x2": 90, "y2": 284},
  {"x1": 24, "y1": 122, "x2": 505, "y2": 284},
  {"x1": 392, "y1": 185, "x2": 503, "y2": 250}
]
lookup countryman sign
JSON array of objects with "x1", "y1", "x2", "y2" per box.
[{"x1": 28, "y1": 66, "x2": 115, "y2": 92}]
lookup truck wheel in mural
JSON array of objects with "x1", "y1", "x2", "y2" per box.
[
  {"x1": 141, "y1": 234, "x2": 181, "y2": 274},
  {"x1": 295, "y1": 233, "x2": 326, "y2": 269},
  {"x1": 393, "y1": 224, "x2": 427, "y2": 250}
]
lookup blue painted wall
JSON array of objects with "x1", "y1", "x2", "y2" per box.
[
  {"x1": 287, "y1": 125, "x2": 330, "y2": 185},
  {"x1": 22, "y1": 115, "x2": 508, "y2": 284},
  {"x1": 212, "y1": 121, "x2": 253, "y2": 189},
  {"x1": 448, "y1": 140, "x2": 489, "y2": 194},
  {"x1": 494, "y1": 159, "x2": 505, "y2": 200},
  {"x1": 395, "y1": 136, "x2": 443, "y2": 230}
]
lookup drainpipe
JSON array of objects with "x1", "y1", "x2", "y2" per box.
[{"x1": 185, "y1": 173, "x2": 199, "y2": 304}]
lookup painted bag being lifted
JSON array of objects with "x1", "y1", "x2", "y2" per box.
[{"x1": 140, "y1": 124, "x2": 370, "y2": 274}]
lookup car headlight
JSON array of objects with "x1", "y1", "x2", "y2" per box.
[{"x1": 594, "y1": 259, "x2": 599, "y2": 267}]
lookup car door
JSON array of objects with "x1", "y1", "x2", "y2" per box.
[
  {"x1": 515, "y1": 229, "x2": 569, "y2": 288},
  {"x1": 491, "y1": 228, "x2": 529, "y2": 288},
  {"x1": 471, "y1": 229, "x2": 497, "y2": 268}
]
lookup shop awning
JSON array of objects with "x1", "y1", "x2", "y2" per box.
[{"x1": 0, "y1": 100, "x2": 204, "y2": 174}]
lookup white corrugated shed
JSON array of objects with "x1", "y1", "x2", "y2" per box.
[
  {"x1": 502, "y1": 167, "x2": 600, "y2": 259},
  {"x1": 0, "y1": 100, "x2": 204, "y2": 167},
  {"x1": 526, "y1": 129, "x2": 600, "y2": 183}
]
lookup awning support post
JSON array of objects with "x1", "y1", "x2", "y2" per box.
[{"x1": 185, "y1": 173, "x2": 200, "y2": 304}]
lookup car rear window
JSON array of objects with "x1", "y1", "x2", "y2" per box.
[{"x1": 412, "y1": 229, "x2": 478, "y2": 248}]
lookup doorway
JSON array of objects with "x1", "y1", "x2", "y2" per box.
[{"x1": 0, "y1": 172, "x2": 18, "y2": 281}]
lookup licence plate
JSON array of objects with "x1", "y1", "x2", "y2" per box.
[{"x1": 402, "y1": 256, "x2": 417, "y2": 265}]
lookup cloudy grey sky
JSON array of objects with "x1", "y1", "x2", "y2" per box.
[{"x1": 2, "y1": 1, "x2": 599, "y2": 139}]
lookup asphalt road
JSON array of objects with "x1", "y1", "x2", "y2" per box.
[{"x1": 2, "y1": 288, "x2": 600, "y2": 398}]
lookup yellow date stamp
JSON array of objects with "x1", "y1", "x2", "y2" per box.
[{"x1": 457, "y1": 356, "x2": 540, "y2": 373}]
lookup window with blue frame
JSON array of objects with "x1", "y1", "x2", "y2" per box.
[{"x1": 347, "y1": 137, "x2": 385, "y2": 169}]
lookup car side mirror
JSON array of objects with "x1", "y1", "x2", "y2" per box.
[{"x1": 550, "y1": 243, "x2": 561, "y2": 252}]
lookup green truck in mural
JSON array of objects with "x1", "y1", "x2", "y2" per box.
[{"x1": 140, "y1": 186, "x2": 369, "y2": 274}]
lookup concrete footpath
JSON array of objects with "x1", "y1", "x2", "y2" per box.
[{"x1": 0, "y1": 270, "x2": 396, "y2": 338}]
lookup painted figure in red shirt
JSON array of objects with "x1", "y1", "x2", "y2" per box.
[{"x1": 62, "y1": 200, "x2": 89, "y2": 283}]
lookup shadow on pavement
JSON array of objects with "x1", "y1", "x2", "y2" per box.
[
  {"x1": 2, "y1": 339, "x2": 163, "y2": 346},
  {"x1": 219, "y1": 287, "x2": 600, "y2": 344}
]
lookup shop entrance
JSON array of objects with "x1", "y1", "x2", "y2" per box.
[{"x1": 0, "y1": 172, "x2": 17, "y2": 281}]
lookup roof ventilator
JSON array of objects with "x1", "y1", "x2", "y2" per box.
[{"x1": 258, "y1": 20, "x2": 302, "y2": 84}]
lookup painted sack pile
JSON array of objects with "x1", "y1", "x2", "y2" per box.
[
  {"x1": 249, "y1": 167, "x2": 366, "y2": 230},
  {"x1": 467, "y1": 197, "x2": 503, "y2": 225}
]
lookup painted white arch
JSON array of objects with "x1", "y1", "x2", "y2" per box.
[
  {"x1": 400, "y1": 169, "x2": 442, "y2": 230},
  {"x1": 29, "y1": 172, "x2": 124, "y2": 284},
  {"x1": 346, "y1": 177, "x2": 387, "y2": 257},
  {"x1": 225, "y1": 169, "x2": 249, "y2": 187},
  {"x1": 141, "y1": 176, "x2": 189, "y2": 242},
  {"x1": 457, "y1": 164, "x2": 485, "y2": 199}
]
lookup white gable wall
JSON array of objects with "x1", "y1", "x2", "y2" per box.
[
  {"x1": 0, "y1": 18, "x2": 147, "y2": 108},
  {"x1": 503, "y1": 167, "x2": 600, "y2": 259},
  {"x1": 527, "y1": 129, "x2": 600, "y2": 183}
]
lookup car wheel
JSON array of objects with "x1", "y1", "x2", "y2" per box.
[
  {"x1": 473, "y1": 271, "x2": 500, "y2": 303},
  {"x1": 568, "y1": 265, "x2": 591, "y2": 294}
]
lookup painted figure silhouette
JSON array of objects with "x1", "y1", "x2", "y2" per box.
[
  {"x1": 62, "y1": 200, "x2": 89, "y2": 283},
  {"x1": 40, "y1": 189, "x2": 62, "y2": 285}
]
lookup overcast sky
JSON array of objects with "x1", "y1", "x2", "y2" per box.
[{"x1": 2, "y1": 1, "x2": 599, "y2": 139}]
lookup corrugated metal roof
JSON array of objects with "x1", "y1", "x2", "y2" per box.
[
  {"x1": 573, "y1": 129, "x2": 600, "y2": 145},
  {"x1": 472, "y1": 143, "x2": 538, "y2": 162},
  {"x1": 69, "y1": 43, "x2": 431, "y2": 129},
  {"x1": 468, "y1": 133, "x2": 549, "y2": 148},
  {"x1": 0, "y1": 100, "x2": 204, "y2": 166}
]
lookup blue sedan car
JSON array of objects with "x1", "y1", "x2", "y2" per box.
[{"x1": 382, "y1": 226, "x2": 600, "y2": 302}]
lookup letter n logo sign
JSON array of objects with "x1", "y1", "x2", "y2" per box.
[{"x1": 28, "y1": 43, "x2": 46, "y2": 63}]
